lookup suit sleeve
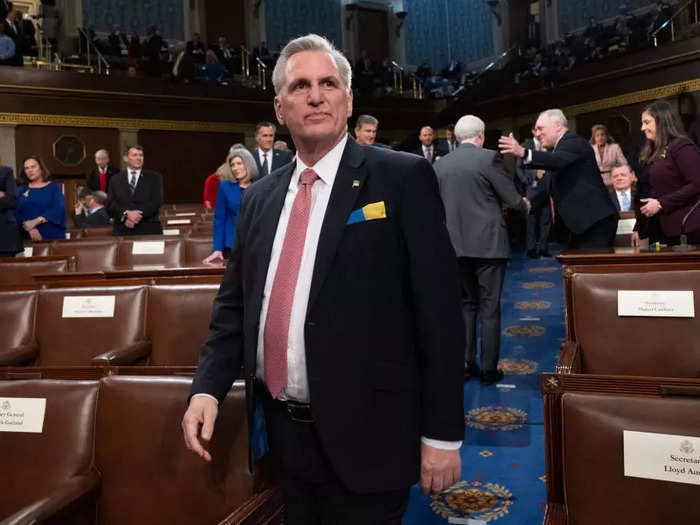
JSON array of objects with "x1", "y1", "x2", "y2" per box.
[
  {"x1": 0, "y1": 169, "x2": 16, "y2": 211},
  {"x1": 528, "y1": 137, "x2": 586, "y2": 171},
  {"x1": 400, "y1": 157, "x2": 465, "y2": 441},
  {"x1": 488, "y1": 154, "x2": 527, "y2": 213},
  {"x1": 139, "y1": 171, "x2": 163, "y2": 219},
  {"x1": 42, "y1": 183, "x2": 66, "y2": 227},
  {"x1": 190, "y1": 193, "x2": 249, "y2": 403},
  {"x1": 107, "y1": 177, "x2": 125, "y2": 218}
]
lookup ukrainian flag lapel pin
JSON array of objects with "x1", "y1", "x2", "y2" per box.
[{"x1": 352, "y1": 179, "x2": 360, "y2": 188}]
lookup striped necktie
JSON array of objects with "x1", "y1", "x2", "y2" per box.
[{"x1": 129, "y1": 171, "x2": 137, "y2": 194}]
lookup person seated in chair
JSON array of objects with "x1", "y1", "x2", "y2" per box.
[
  {"x1": 73, "y1": 188, "x2": 110, "y2": 227},
  {"x1": 609, "y1": 162, "x2": 636, "y2": 212}
]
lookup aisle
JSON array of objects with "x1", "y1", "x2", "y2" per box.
[{"x1": 403, "y1": 250, "x2": 564, "y2": 524}]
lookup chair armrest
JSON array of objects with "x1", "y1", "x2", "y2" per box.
[
  {"x1": 91, "y1": 340, "x2": 152, "y2": 365},
  {"x1": 0, "y1": 343, "x2": 39, "y2": 366},
  {"x1": 2, "y1": 471, "x2": 100, "y2": 525},
  {"x1": 556, "y1": 340, "x2": 580, "y2": 374}
]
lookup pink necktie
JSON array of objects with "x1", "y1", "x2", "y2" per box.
[{"x1": 263, "y1": 168, "x2": 319, "y2": 398}]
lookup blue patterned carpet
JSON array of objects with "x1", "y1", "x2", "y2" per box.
[{"x1": 403, "y1": 249, "x2": 564, "y2": 524}]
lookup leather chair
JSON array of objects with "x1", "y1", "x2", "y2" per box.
[
  {"x1": 21, "y1": 242, "x2": 52, "y2": 257},
  {"x1": 95, "y1": 376, "x2": 281, "y2": 524},
  {"x1": 558, "y1": 269, "x2": 700, "y2": 377},
  {"x1": 184, "y1": 236, "x2": 214, "y2": 264},
  {"x1": 51, "y1": 239, "x2": 119, "y2": 272},
  {"x1": 0, "y1": 256, "x2": 75, "y2": 285},
  {"x1": 147, "y1": 284, "x2": 218, "y2": 365},
  {"x1": 65, "y1": 228, "x2": 83, "y2": 240},
  {"x1": 0, "y1": 290, "x2": 39, "y2": 366},
  {"x1": 542, "y1": 373, "x2": 700, "y2": 524},
  {"x1": 0, "y1": 379, "x2": 100, "y2": 524},
  {"x1": 35, "y1": 286, "x2": 151, "y2": 366},
  {"x1": 79, "y1": 226, "x2": 114, "y2": 238},
  {"x1": 116, "y1": 237, "x2": 185, "y2": 267}
]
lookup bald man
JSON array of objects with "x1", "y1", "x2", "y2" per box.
[
  {"x1": 86, "y1": 149, "x2": 119, "y2": 193},
  {"x1": 413, "y1": 126, "x2": 446, "y2": 164}
]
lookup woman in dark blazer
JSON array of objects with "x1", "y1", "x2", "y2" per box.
[
  {"x1": 0, "y1": 164, "x2": 22, "y2": 256},
  {"x1": 638, "y1": 100, "x2": 700, "y2": 245},
  {"x1": 203, "y1": 148, "x2": 257, "y2": 263},
  {"x1": 15, "y1": 156, "x2": 66, "y2": 242}
]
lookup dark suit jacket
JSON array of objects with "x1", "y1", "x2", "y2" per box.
[
  {"x1": 252, "y1": 148, "x2": 293, "y2": 180},
  {"x1": 191, "y1": 137, "x2": 464, "y2": 493},
  {"x1": 528, "y1": 130, "x2": 617, "y2": 234},
  {"x1": 0, "y1": 165, "x2": 22, "y2": 254},
  {"x1": 72, "y1": 207, "x2": 110, "y2": 228},
  {"x1": 435, "y1": 143, "x2": 526, "y2": 258},
  {"x1": 4, "y1": 19, "x2": 23, "y2": 66},
  {"x1": 413, "y1": 144, "x2": 447, "y2": 164},
  {"x1": 86, "y1": 165, "x2": 119, "y2": 192},
  {"x1": 107, "y1": 169, "x2": 163, "y2": 235}
]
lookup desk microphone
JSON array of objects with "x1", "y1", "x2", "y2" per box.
[{"x1": 672, "y1": 198, "x2": 700, "y2": 252}]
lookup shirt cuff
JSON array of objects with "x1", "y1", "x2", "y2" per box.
[
  {"x1": 421, "y1": 436, "x2": 463, "y2": 450},
  {"x1": 523, "y1": 149, "x2": 533, "y2": 164},
  {"x1": 191, "y1": 393, "x2": 219, "y2": 406}
]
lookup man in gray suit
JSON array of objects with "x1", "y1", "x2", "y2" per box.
[{"x1": 435, "y1": 115, "x2": 530, "y2": 384}]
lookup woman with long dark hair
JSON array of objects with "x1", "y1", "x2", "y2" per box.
[
  {"x1": 637, "y1": 100, "x2": 700, "y2": 246},
  {"x1": 15, "y1": 156, "x2": 66, "y2": 241}
]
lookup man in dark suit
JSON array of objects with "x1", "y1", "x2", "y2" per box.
[
  {"x1": 435, "y1": 115, "x2": 530, "y2": 384},
  {"x1": 439, "y1": 123, "x2": 459, "y2": 154},
  {"x1": 72, "y1": 188, "x2": 110, "y2": 227},
  {"x1": 183, "y1": 34, "x2": 464, "y2": 524},
  {"x1": 413, "y1": 125, "x2": 447, "y2": 163},
  {"x1": 0, "y1": 162, "x2": 22, "y2": 256},
  {"x1": 609, "y1": 162, "x2": 636, "y2": 212},
  {"x1": 516, "y1": 130, "x2": 552, "y2": 257},
  {"x1": 0, "y1": 1, "x2": 11, "y2": 23},
  {"x1": 251, "y1": 121, "x2": 293, "y2": 179},
  {"x1": 353, "y1": 113, "x2": 391, "y2": 149},
  {"x1": 85, "y1": 149, "x2": 118, "y2": 193},
  {"x1": 4, "y1": 9, "x2": 23, "y2": 66},
  {"x1": 500, "y1": 109, "x2": 618, "y2": 248},
  {"x1": 107, "y1": 144, "x2": 163, "y2": 236}
]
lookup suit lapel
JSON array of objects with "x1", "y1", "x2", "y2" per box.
[
  {"x1": 307, "y1": 138, "x2": 366, "y2": 313},
  {"x1": 248, "y1": 162, "x2": 295, "y2": 320}
]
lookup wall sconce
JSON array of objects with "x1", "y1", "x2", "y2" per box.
[
  {"x1": 345, "y1": 4, "x2": 358, "y2": 31},
  {"x1": 395, "y1": 11, "x2": 407, "y2": 37}
]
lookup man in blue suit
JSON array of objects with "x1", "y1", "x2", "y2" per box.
[
  {"x1": 183, "y1": 33, "x2": 464, "y2": 524},
  {"x1": 500, "y1": 109, "x2": 618, "y2": 248},
  {"x1": 251, "y1": 121, "x2": 293, "y2": 179}
]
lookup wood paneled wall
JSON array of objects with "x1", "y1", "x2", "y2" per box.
[{"x1": 138, "y1": 130, "x2": 245, "y2": 204}]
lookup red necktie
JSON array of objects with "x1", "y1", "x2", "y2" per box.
[
  {"x1": 99, "y1": 169, "x2": 106, "y2": 192},
  {"x1": 263, "y1": 168, "x2": 319, "y2": 398}
]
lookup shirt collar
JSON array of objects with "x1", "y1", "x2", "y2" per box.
[
  {"x1": 128, "y1": 168, "x2": 142, "y2": 176},
  {"x1": 422, "y1": 144, "x2": 432, "y2": 152},
  {"x1": 293, "y1": 134, "x2": 348, "y2": 188}
]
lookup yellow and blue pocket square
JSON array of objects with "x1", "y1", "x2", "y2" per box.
[{"x1": 347, "y1": 201, "x2": 387, "y2": 225}]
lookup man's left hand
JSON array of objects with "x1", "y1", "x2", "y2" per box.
[
  {"x1": 125, "y1": 218, "x2": 136, "y2": 229},
  {"x1": 498, "y1": 133, "x2": 525, "y2": 158},
  {"x1": 640, "y1": 198, "x2": 661, "y2": 217},
  {"x1": 421, "y1": 443, "x2": 461, "y2": 494}
]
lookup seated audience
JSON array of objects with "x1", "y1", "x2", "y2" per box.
[
  {"x1": 188, "y1": 32, "x2": 205, "y2": 63},
  {"x1": 609, "y1": 162, "x2": 636, "y2": 212},
  {"x1": 86, "y1": 148, "x2": 118, "y2": 193},
  {"x1": 0, "y1": 161, "x2": 22, "y2": 256},
  {"x1": 214, "y1": 36, "x2": 234, "y2": 68},
  {"x1": 38, "y1": 0, "x2": 61, "y2": 55},
  {"x1": 107, "y1": 24, "x2": 128, "y2": 56},
  {"x1": 203, "y1": 164, "x2": 225, "y2": 210},
  {"x1": 172, "y1": 41, "x2": 196, "y2": 83},
  {"x1": 639, "y1": 99, "x2": 700, "y2": 245},
  {"x1": 0, "y1": 21, "x2": 15, "y2": 65},
  {"x1": 15, "y1": 156, "x2": 66, "y2": 241},
  {"x1": 108, "y1": 144, "x2": 163, "y2": 236},
  {"x1": 72, "y1": 188, "x2": 110, "y2": 227},
  {"x1": 203, "y1": 148, "x2": 257, "y2": 263},
  {"x1": 590, "y1": 124, "x2": 627, "y2": 186},
  {"x1": 199, "y1": 50, "x2": 226, "y2": 85}
]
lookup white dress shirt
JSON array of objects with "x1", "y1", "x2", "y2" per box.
[
  {"x1": 421, "y1": 144, "x2": 434, "y2": 160},
  {"x1": 128, "y1": 168, "x2": 142, "y2": 187},
  {"x1": 197, "y1": 133, "x2": 460, "y2": 450},
  {"x1": 258, "y1": 149, "x2": 272, "y2": 176}
]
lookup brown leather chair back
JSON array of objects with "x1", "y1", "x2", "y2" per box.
[
  {"x1": 51, "y1": 239, "x2": 118, "y2": 272},
  {"x1": 147, "y1": 284, "x2": 218, "y2": 365},
  {"x1": 571, "y1": 270, "x2": 700, "y2": 376},
  {"x1": 0, "y1": 289, "x2": 38, "y2": 356},
  {"x1": 184, "y1": 236, "x2": 214, "y2": 264},
  {"x1": 95, "y1": 376, "x2": 254, "y2": 524},
  {"x1": 0, "y1": 256, "x2": 73, "y2": 285},
  {"x1": 22, "y1": 242, "x2": 52, "y2": 257},
  {"x1": 0, "y1": 379, "x2": 99, "y2": 517},
  {"x1": 35, "y1": 286, "x2": 148, "y2": 366},
  {"x1": 80, "y1": 226, "x2": 114, "y2": 238},
  {"x1": 562, "y1": 392, "x2": 700, "y2": 524},
  {"x1": 116, "y1": 237, "x2": 185, "y2": 267}
]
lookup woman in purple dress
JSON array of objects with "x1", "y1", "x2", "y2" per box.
[
  {"x1": 15, "y1": 156, "x2": 66, "y2": 241},
  {"x1": 638, "y1": 100, "x2": 700, "y2": 246}
]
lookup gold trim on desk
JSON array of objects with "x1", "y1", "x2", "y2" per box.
[
  {"x1": 0, "y1": 112, "x2": 252, "y2": 133},
  {"x1": 564, "y1": 78, "x2": 700, "y2": 116}
]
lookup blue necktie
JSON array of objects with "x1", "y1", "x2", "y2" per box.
[{"x1": 620, "y1": 191, "x2": 630, "y2": 211}]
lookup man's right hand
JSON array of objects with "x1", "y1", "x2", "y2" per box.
[
  {"x1": 523, "y1": 197, "x2": 532, "y2": 214},
  {"x1": 125, "y1": 210, "x2": 143, "y2": 223},
  {"x1": 182, "y1": 395, "x2": 219, "y2": 462}
]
